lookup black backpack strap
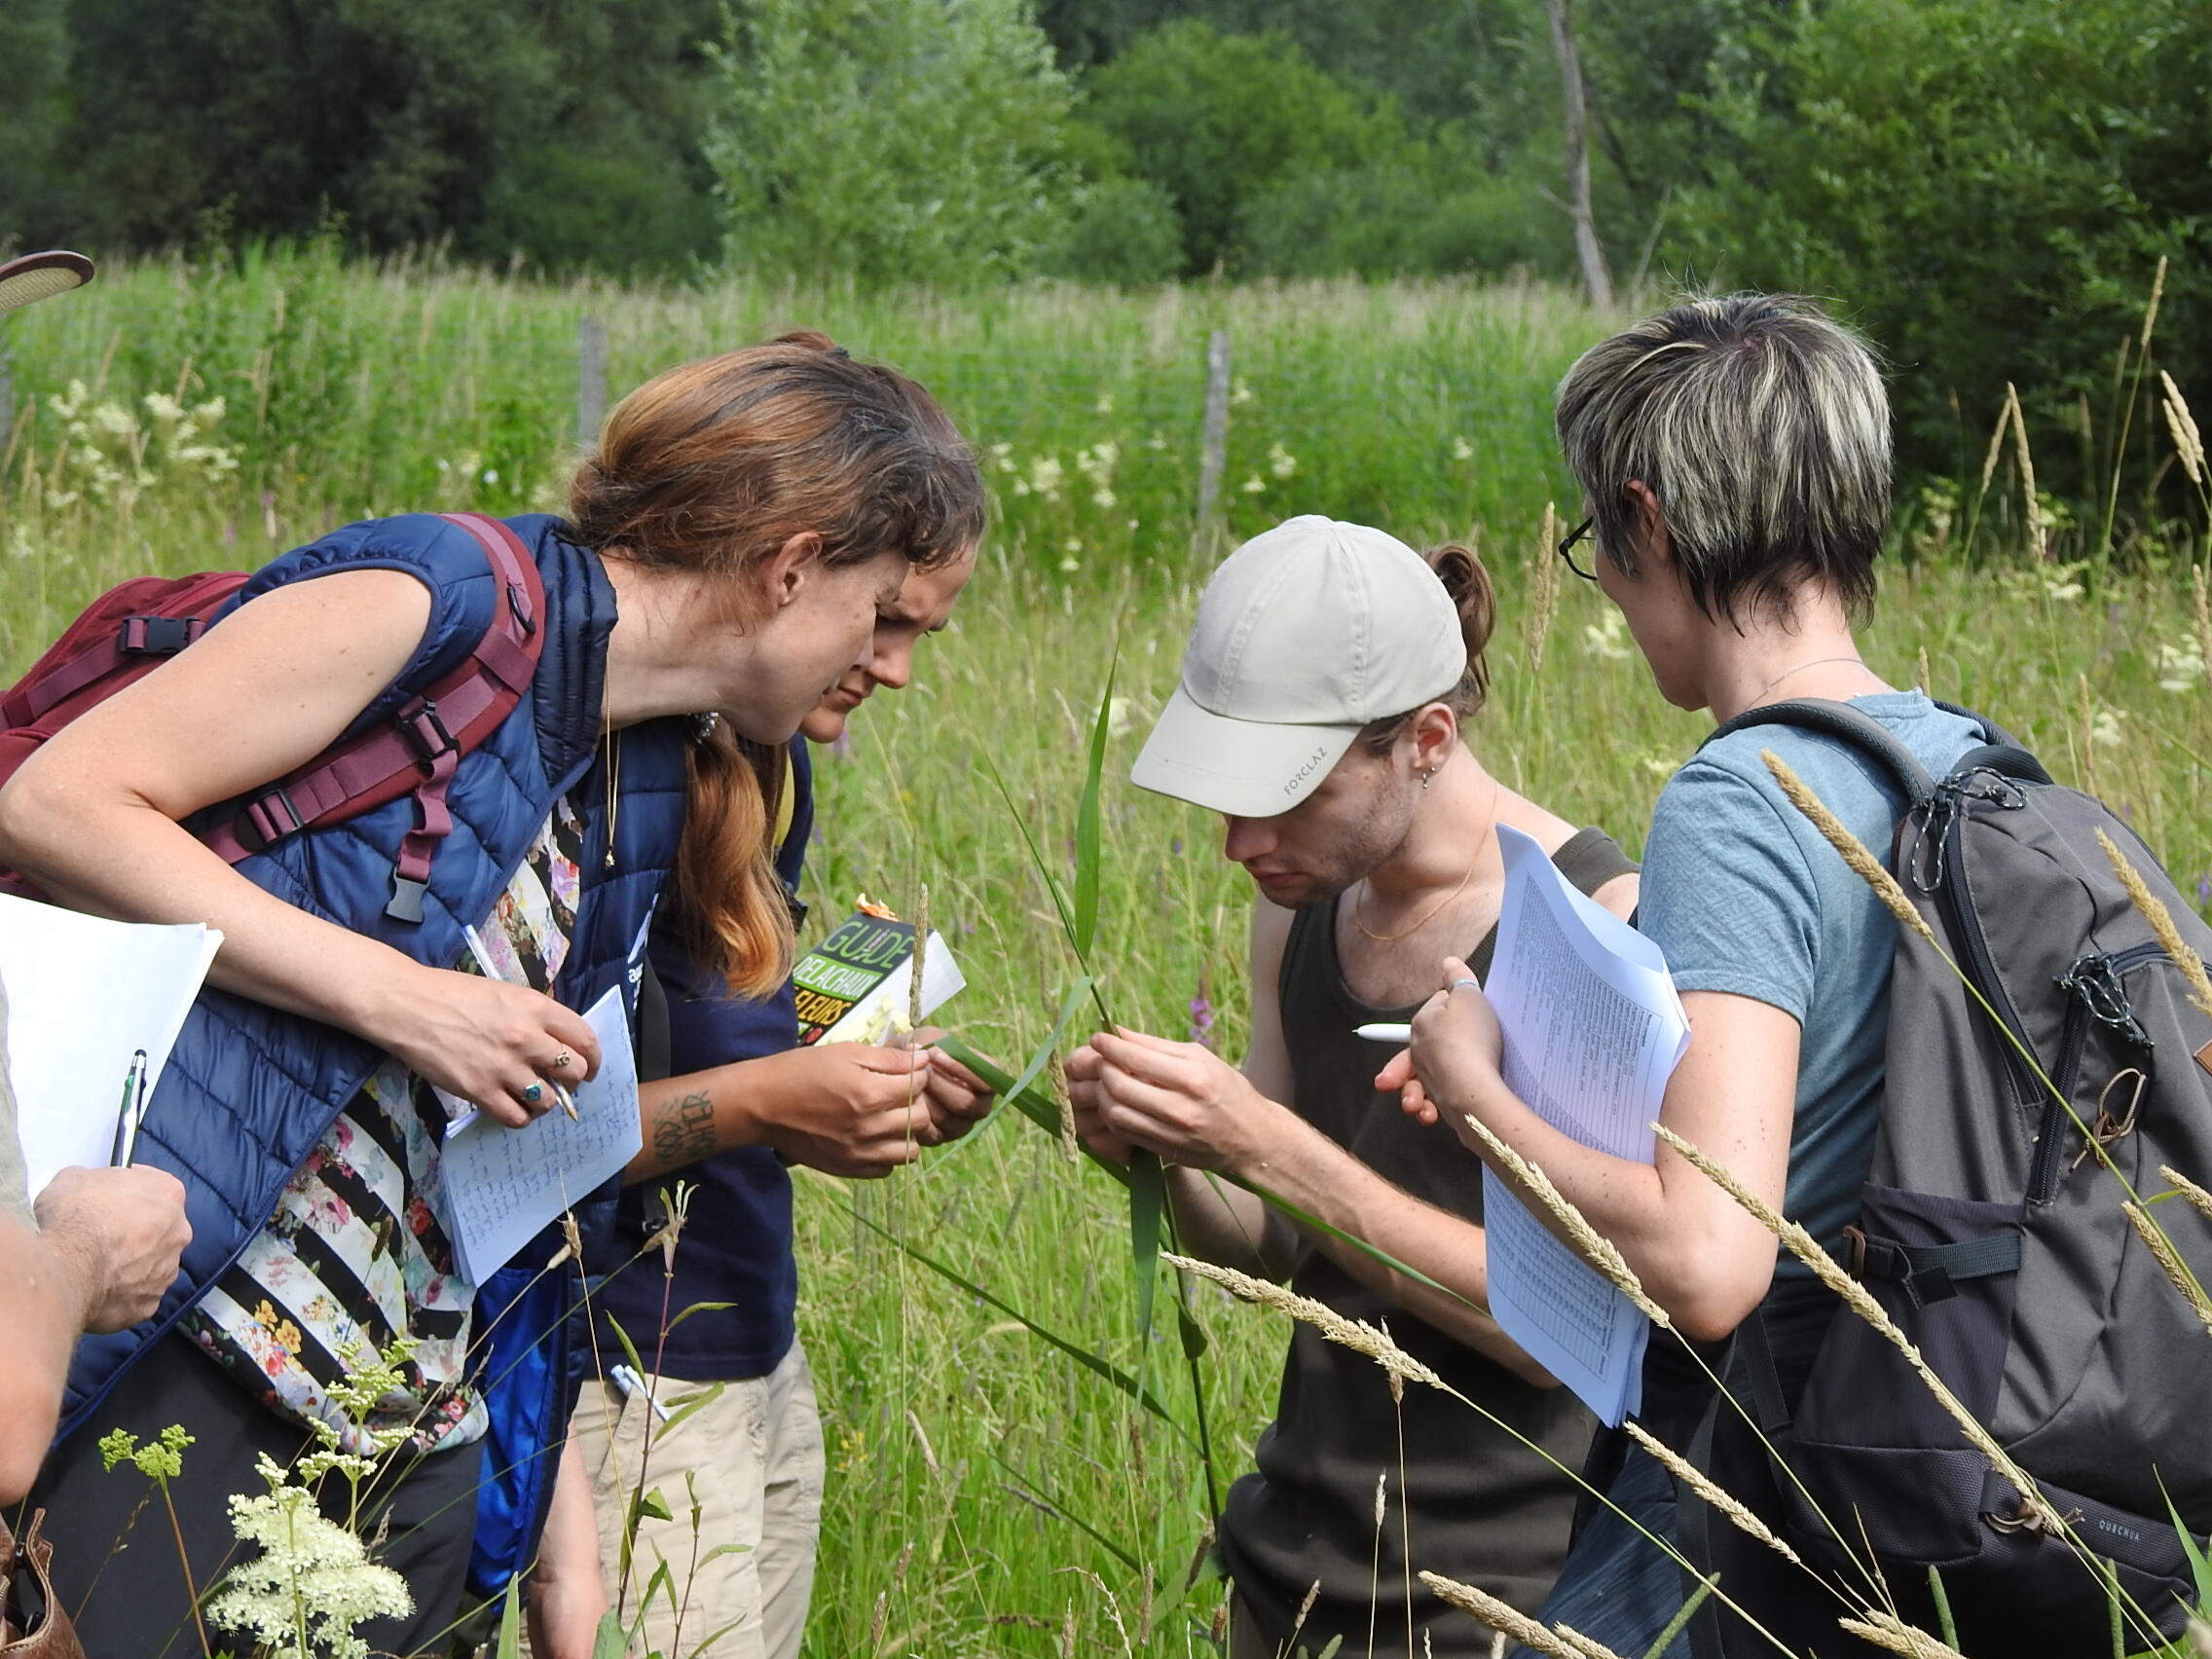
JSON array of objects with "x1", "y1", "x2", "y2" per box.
[{"x1": 1701, "y1": 697, "x2": 1940, "y2": 805}]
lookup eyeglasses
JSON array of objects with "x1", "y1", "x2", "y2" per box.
[{"x1": 1556, "y1": 515, "x2": 1599, "y2": 581}]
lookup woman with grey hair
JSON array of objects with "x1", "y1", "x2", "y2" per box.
[{"x1": 1383, "y1": 293, "x2": 1971, "y2": 1656}]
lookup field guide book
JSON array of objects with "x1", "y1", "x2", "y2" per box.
[{"x1": 793, "y1": 896, "x2": 964, "y2": 1045}]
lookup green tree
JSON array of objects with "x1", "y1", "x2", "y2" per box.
[
  {"x1": 1082, "y1": 20, "x2": 1402, "y2": 276},
  {"x1": 1673, "y1": 0, "x2": 2212, "y2": 493},
  {"x1": 707, "y1": 0, "x2": 1079, "y2": 286}
]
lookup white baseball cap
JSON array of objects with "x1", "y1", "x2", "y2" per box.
[
  {"x1": 0, "y1": 251, "x2": 94, "y2": 320},
  {"x1": 1131, "y1": 515, "x2": 1467, "y2": 817}
]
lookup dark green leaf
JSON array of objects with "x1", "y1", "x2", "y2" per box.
[
  {"x1": 1073, "y1": 653, "x2": 1118, "y2": 957},
  {"x1": 844, "y1": 1202, "x2": 1195, "y2": 1448}
]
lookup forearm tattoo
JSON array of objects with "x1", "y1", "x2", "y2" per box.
[{"x1": 649, "y1": 1088, "x2": 716, "y2": 1164}]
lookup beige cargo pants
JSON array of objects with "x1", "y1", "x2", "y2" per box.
[{"x1": 571, "y1": 1341, "x2": 826, "y2": 1659}]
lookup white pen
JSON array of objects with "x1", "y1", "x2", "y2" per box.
[
  {"x1": 1353, "y1": 1022, "x2": 1414, "y2": 1044},
  {"x1": 608, "y1": 1363, "x2": 671, "y2": 1422}
]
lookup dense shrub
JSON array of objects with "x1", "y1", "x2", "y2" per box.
[
  {"x1": 1671, "y1": 0, "x2": 2212, "y2": 492},
  {"x1": 708, "y1": 0, "x2": 1079, "y2": 286}
]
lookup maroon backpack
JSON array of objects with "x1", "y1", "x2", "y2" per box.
[{"x1": 0, "y1": 512, "x2": 546, "y2": 922}]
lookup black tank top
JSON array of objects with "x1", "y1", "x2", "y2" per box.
[{"x1": 1219, "y1": 827, "x2": 1638, "y2": 1655}]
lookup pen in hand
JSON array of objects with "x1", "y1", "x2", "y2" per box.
[{"x1": 111, "y1": 1049, "x2": 151, "y2": 1165}]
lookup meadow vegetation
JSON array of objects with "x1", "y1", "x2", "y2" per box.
[{"x1": 4, "y1": 261, "x2": 2211, "y2": 1653}]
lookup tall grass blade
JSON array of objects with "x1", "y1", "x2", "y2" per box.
[
  {"x1": 1128, "y1": 1150, "x2": 1166, "y2": 1373},
  {"x1": 496, "y1": 1580, "x2": 523, "y2": 1659},
  {"x1": 992, "y1": 1451, "x2": 1146, "y2": 1576},
  {"x1": 845, "y1": 1203, "x2": 1194, "y2": 1445},
  {"x1": 1639, "y1": 1572, "x2": 1716, "y2": 1659},
  {"x1": 1074, "y1": 653, "x2": 1118, "y2": 958}
]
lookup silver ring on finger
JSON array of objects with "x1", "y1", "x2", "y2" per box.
[{"x1": 1450, "y1": 977, "x2": 1481, "y2": 993}]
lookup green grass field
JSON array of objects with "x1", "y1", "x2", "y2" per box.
[{"x1": 5, "y1": 257, "x2": 2211, "y2": 1655}]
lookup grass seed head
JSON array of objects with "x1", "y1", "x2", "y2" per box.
[
  {"x1": 1622, "y1": 1420, "x2": 1803, "y2": 1567},
  {"x1": 1456, "y1": 1111, "x2": 1672, "y2": 1328},
  {"x1": 2123, "y1": 1200, "x2": 2212, "y2": 1336},
  {"x1": 1048, "y1": 1051, "x2": 1079, "y2": 1164},
  {"x1": 2162, "y1": 371, "x2": 2205, "y2": 487},
  {"x1": 1418, "y1": 1572, "x2": 1613, "y2": 1659},
  {"x1": 2095, "y1": 828, "x2": 2212, "y2": 1019},
  {"x1": 1839, "y1": 1611, "x2": 1971, "y2": 1659},
  {"x1": 1527, "y1": 501, "x2": 1561, "y2": 677},
  {"x1": 2160, "y1": 1164, "x2": 2212, "y2": 1225},
  {"x1": 1651, "y1": 1121, "x2": 2066, "y2": 1532},
  {"x1": 1165, "y1": 1252, "x2": 1443, "y2": 1390},
  {"x1": 1761, "y1": 751, "x2": 1936, "y2": 947}
]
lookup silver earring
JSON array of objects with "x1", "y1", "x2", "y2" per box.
[{"x1": 1420, "y1": 768, "x2": 1436, "y2": 791}]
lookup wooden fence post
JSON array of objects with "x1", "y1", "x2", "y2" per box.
[
  {"x1": 575, "y1": 315, "x2": 607, "y2": 449},
  {"x1": 1195, "y1": 328, "x2": 1232, "y2": 551}
]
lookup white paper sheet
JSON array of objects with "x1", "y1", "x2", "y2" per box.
[
  {"x1": 436, "y1": 983, "x2": 641, "y2": 1283},
  {"x1": 0, "y1": 893, "x2": 223, "y2": 1196},
  {"x1": 1480, "y1": 825, "x2": 1691, "y2": 1425}
]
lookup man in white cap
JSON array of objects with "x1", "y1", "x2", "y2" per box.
[
  {"x1": 0, "y1": 251, "x2": 193, "y2": 1512},
  {"x1": 1068, "y1": 515, "x2": 1638, "y2": 1655}
]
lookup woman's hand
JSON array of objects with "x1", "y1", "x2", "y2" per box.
[
  {"x1": 1062, "y1": 1044, "x2": 1135, "y2": 1163},
  {"x1": 359, "y1": 962, "x2": 601, "y2": 1128},
  {"x1": 1378, "y1": 956, "x2": 1506, "y2": 1146},
  {"x1": 754, "y1": 1042, "x2": 941, "y2": 1177},
  {"x1": 903, "y1": 1028, "x2": 996, "y2": 1143}
]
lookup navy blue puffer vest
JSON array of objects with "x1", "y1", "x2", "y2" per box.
[{"x1": 56, "y1": 513, "x2": 691, "y2": 1575}]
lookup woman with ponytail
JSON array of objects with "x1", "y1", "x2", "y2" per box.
[{"x1": 0, "y1": 333, "x2": 984, "y2": 1655}]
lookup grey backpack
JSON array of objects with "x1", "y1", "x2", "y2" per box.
[{"x1": 1714, "y1": 699, "x2": 2212, "y2": 1653}]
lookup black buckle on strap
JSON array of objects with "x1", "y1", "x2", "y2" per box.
[
  {"x1": 238, "y1": 787, "x2": 304, "y2": 854},
  {"x1": 119, "y1": 615, "x2": 200, "y2": 656},
  {"x1": 397, "y1": 698, "x2": 458, "y2": 764}
]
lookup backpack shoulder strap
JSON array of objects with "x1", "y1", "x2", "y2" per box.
[
  {"x1": 1701, "y1": 697, "x2": 1940, "y2": 805},
  {"x1": 201, "y1": 514, "x2": 546, "y2": 920}
]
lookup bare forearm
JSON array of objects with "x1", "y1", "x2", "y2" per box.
[
  {"x1": 1164, "y1": 1165, "x2": 1292, "y2": 1279},
  {"x1": 0, "y1": 1218, "x2": 95, "y2": 1501},
  {"x1": 626, "y1": 1056, "x2": 784, "y2": 1183},
  {"x1": 529, "y1": 1435, "x2": 609, "y2": 1658},
  {"x1": 0, "y1": 792, "x2": 409, "y2": 1034}
]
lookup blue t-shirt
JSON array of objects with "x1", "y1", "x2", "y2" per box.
[
  {"x1": 595, "y1": 741, "x2": 814, "y2": 1381},
  {"x1": 1637, "y1": 692, "x2": 1983, "y2": 1272}
]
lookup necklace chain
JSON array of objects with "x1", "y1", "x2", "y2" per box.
[
  {"x1": 1352, "y1": 773, "x2": 1501, "y2": 944},
  {"x1": 1751, "y1": 653, "x2": 1868, "y2": 704}
]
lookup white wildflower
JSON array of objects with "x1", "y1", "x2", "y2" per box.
[
  {"x1": 1451, "y1": 436, "x2": 1474, "y2": 461},
  {"x1": 2091, "y1": 707, "x2": 2125, "y2": 748},
  {"x1": 1641, "y1": 756, "x2": 1676, "y2": 779},
  {"x1": 142, "y1": 391, "x2": 184, "y2": 424},
  {"x1": 206, "y1": 1456, "x2": 413, "y2": 1659},
  {"x1": 1092, "y1": 489, "x2": 1117, "y2": 509},
  {"x1": 1582, "y1": 611, "x2": 1634, "y2": 661},
  {"x1": 1231, "y1": 377, "x2": 1253, "y2": 406},
  {"x1": 1239, "y1": 474, "x2": 1266, "y2": 495},
  {"x1": 2157, "y1": 640, "x2": 2204, "y2": 693},
  {"x1": 480, "y1": 467, "x2": 498, "y2": 486},
  {"x1": 1094, "y1": 393, "x2": 1116, "y2": 416},
  {"x1": 1267, "y1": 442, "x2": 1297, "y2": 479},
  {"x1": 1027, "y1": 455, "x2": 1064, "y2": 500}
]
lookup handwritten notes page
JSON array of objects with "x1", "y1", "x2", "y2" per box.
[
  {"x1": 437, "y1": 984, "x2": 640, "y2": 1283},
  {"x1": 0, "y1": 893, "x2": 223, "y2": 1196},
  {"x1": 1481, "y1": 825, "x2": 1690, "y2": 1425}
]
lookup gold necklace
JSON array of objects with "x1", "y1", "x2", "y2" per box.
[
  {"x1": 1352, "y1": 773, "x2": 1501, "y2": 944},
  {"x1": 603, "y1": 726, "x2": 622, "y2": 870}
]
